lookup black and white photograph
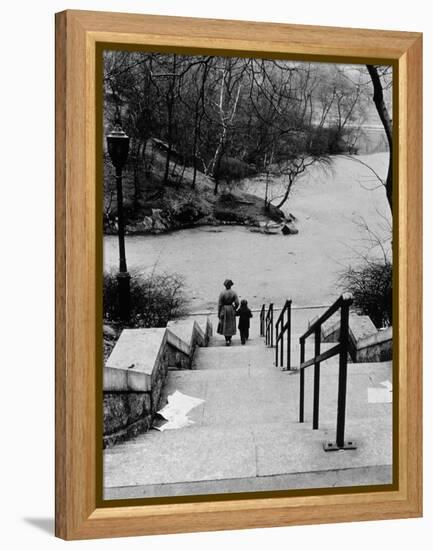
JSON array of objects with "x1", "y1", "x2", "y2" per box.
[{"x1": 102, "y1": 49, "x2": 394, "y2": 501}]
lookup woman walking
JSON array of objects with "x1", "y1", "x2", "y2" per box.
[{"x1": 217, "y1": 279, "x2": 239, "y2": 346}]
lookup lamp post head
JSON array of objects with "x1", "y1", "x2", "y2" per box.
[{"x1": 107, "y1": 124, "x2": 130, "y2": 170}]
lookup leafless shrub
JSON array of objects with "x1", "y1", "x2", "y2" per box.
[{"x1": 103, "y1": 268, "x2": 188, "y2": 328}]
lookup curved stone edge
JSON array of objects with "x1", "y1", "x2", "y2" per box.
[
  {"x1": 103, "y1": 317, "x2": 213, "y2": 447},
  {"x1": 321, "y1": 312, "x2": 392, "y2": 363}
]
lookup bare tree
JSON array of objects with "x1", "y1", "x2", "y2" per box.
[
  {"x1": 209, "y1": 58, "x2": 245, "y2": 194},
  {"x1": 273, "y1": 155, "x2": 320, "y2": 209},
  {"x1": 366, "y1": 65, "x2": 393, "y2": 212},
  {"x1": 191, "y1": 58, "x2": 212, "y2": 188},
  {"x1": 103, "y1": 51, "x2": 382, "y2": 223}
]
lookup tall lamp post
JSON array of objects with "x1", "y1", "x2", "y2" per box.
[{"x1": 107, "y1": 124, "x2": 131, "y2": 323}]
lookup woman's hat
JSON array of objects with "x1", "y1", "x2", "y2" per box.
[{"x1": 223, "y1": 279, "x2": 234, "y2": 288}]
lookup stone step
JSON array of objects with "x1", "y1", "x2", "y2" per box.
[
  {"x1": 196, "y1": 340, "x2": 338, "y2": 370},
  {"x1": 104, "y1": 414, "x2": 392, "y2": 489},
  {"x1": 159, "y1": 361, "x2": 392, "y2": 430},
  {"x1": 105, "y1": 465, "x2": 393, "y2": 500},
  {"x1": 104, "y1": 324, "x2": 392, "y2": 493},
  {"x1": 206, "y1": 336, "x2": 263, "y2": 348},
  {"x1": 192, "y1": 344, "x2": 274, "y2": 372},
  {"x1": 205, "y1": 339, "x2": 336, "y2": 351}
]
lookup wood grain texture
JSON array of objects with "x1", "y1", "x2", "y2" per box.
[
  {"x1": 54, "y1": 11, "x2": 67, "y2": 538},
  {"x1": 71, "y1": 9, "x2": 420, "y2": 60},
  {"x1": 404, "y1": 35, "x2": 423, "y2": 515},
  {"x1": 55, "y1": 9, "x2": 423, "y2": 540}
]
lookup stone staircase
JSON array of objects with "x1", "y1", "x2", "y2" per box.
[{"x1": 103, "y1": 309, "x2": 392, "y2": 500}]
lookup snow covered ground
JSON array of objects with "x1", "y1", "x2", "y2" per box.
[{"x1": 103, "y1": 153, "x2": 391, "y2": 312}]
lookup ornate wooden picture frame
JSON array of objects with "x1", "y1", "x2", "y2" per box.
[{"x1": 55, "y1": 10, "x2": 422, "y2": 540}]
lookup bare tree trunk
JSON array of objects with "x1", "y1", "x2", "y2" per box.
[
  {"x1": 131, "y1": 138, "x2": 149, "y2": 211},
  {"x1": 264, "y1": 172, "x2": 270, "y2": 210},
  {"x1": 163, "y1": 55, "x2": 177, "y2": 185},
  {"x1": 211, "y1": 133, "x2": 226, "y2": 194},
  {"x1": 163, "y1": 98, "x2": 174, "y2": 184},
  {"x1": 192, "y1": 60, "x2": 210, "y2": 188},
  {"x1": 192, "y1": 123, "x2": 199, "y2": 188},
  {"x1": 210, "y1": 60, "x2": 242, "y2": 194},
  {"x1": 263, "y1": 155, "x2": 268, "y2": 205},
  {"x1": 275, "y1": 176, "x2": 294, "y2": 209},
  {"x1": 366, "y1": 64, "x2": 393, "y2": 213}
]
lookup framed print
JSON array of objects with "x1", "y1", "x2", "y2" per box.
[{"x1": 55, "y1": 10, "x2": 422, "y2": 540}]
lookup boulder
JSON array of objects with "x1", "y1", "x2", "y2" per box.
[
  {"x1": 281, "y1": 223, "x2": 299, "y2": 235},
  {"x1": 141, "y1": 216, "x2": 154, "y2": 231},
  {"x1": 172, "y1": 203, "x2": 201, "y2": 224},
  {"x1": 152, "y1": 209, "x2": 169, "y2": 232}
]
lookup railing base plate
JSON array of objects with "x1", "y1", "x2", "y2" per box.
[{"x1": 323, "y1": 441, "x2": 357, "y2": 452}]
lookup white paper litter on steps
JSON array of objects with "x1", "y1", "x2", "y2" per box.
[
  {"x1": 155, "y1": 390, "x2": 205, "y2": 431},
  {"x1": 367, "y1": 380, "x2": 393, "y2": 403}
]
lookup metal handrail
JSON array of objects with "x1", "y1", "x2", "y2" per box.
[
  {"x1": 265, "y1": 303, "x2": 274, "y2": 347},
  {"x1": 260, "y1": 304, "x2": 266, "y2": 337},
  {"x1": 298, "y1": 293, "x2": 356, "y2": 451},
  {"x1": 275, "y1": 299, "x2": 292, "y2": 370},
  {"x1": 300, "y1": 293, "x2": 351, "y2": 342}
]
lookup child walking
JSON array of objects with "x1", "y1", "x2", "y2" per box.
[{"x1": 236, "y1": 299, "x2": 253, "y2": 345}]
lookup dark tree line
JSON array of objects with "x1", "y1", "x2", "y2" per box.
[{"x1": 104, "y1": 51, "x2": 391, "y2": 211}]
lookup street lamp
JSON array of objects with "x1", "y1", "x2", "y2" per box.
[{"x1": 107, "y1": 124, "x2": 131, "y2": 323}]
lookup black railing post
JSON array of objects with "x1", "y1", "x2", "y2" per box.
[
  {"x1": 274, "y1": 300, "x2": 292, "y2": 369},
  {"x1": 299, "y1": 337, "x2": 305, "y2": 422},
  {"x1": 297, "y1": 294, "x2": 357, "y2": 452},
  {"x1": 312, "y1": 326, "x2": 321, "y2": 430},
  {"x1": 260, "y1": 305, "x2": 263, "y2": 336},
  {"x1": 323, "y1": 294, "x2": 357, "y2": 451},
  {"x1": 280, "y1": 316, "x2": 283, "y2": 367},
  {"x1": 265, "y1": 308, "x2": 268, "y2": 345},
  {"x1": 267, "y1": 306, "x2": 270, "y2": 346},
  {"x1": 287, "y1": 301, "x2": 291, "y2": 370},
  {"x1": 266, "y1": 303, "x2": 274, "y2": 347},
  {"x1": 270, "y1": 304, "x2": 274, "y2": 347},
  {"x1": 336, "y1": 297, "x2": 350, "y2": 447}
]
